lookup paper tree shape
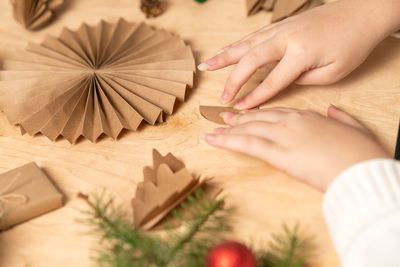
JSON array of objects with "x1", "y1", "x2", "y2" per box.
[
  {"x1": 10, "y1": 0, "x2": 64, "y2": 30},
  {"x1": 0, "y1": 18, "x2": 195, "y2": 143},
  {"x1": 132, "y1": 149, "x2": 208, "y2": 230}
]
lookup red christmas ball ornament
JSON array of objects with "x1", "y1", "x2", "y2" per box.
[{"x1": 207, "y1": 241, "x2": 257, "y2": 267}]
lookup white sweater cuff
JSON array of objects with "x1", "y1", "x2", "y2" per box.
[{"x1": 323, "y1": 158, "x2": 400, "y2": 259}]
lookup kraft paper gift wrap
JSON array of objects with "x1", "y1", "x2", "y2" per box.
[{"x1": 0, "y1": 162, "x2": 63, "y2": 230}]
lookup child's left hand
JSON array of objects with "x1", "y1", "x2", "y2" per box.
[{"x1": 204, "y1": 105, "x2": 390, "y2": 191}]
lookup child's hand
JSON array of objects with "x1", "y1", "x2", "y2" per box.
[
  {"x1": 204, "y1": 106, "x2": 390, "y2": 191},
  {"x1": 198, "y1": 0, "x2": 399, "y2": 109}
]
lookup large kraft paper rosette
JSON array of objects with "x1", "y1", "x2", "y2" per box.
[{"x1": 0, "y1": 18, "x2": 195, "y2": 143}]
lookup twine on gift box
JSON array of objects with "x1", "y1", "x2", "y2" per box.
[{"x1": 0, "y1": 176, "x2": 28, "y2": 213}]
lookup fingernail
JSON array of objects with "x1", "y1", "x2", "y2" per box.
[
  {"x1": 205, "y1": 134, "x2": 216, "y2": 143},
  {"x1": 219, "y1": 112, "x2": 234, "y2": 124},
  {"x1": 219, "y1": 112, "x2": 227, "y2": 119},
  {"x1": 216, "y1": 49, "x2": 224, "y2": 55},
  {"x1": 239, "y1": 110, "x2": 249, "y2": 114},
  {"x1": 197, "y1": 63, "x2": 208, "y2": 71},
  {"x1": 205, "y1": 57, "x2": 217, "y2": 66},
  {"x1": 197, "y1": 57, "x2": 217, "y2": 71},
  {"x1": 221, "y1": 92, "x2": 230, "y2": 104},
  {"x1": 215, "y1": 127, "x2": 226, "y2": 134},
  {"x1": 219, "y1": 111, "x2": 233, "y2": 119},
  {"x1": 234, "y1": 100, "x2": 245, "y2": 109}
]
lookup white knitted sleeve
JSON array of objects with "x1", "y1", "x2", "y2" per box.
[{"x1": 323, "y1": 159, "x2": 400, "y2": 267}]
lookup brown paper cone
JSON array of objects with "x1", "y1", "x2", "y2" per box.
[{"x1": 0, "y1": 18, "x2": 195, "y2": 143}]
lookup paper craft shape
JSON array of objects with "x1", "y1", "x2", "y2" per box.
[
  {"x1": 0, "y1": 162, "x2": 63, "y2": 230},
  {"x1": 246, "y1": 0, "x2": 269, "y2": 15},
  {"x1": 132, "y1": 149, "x2": 216, "y2": 230},
  {"x1": 199, "y1": 106, "x2": 242, "y2": 125},
  {"x1": 246, "y1": 0, "x2": 322, "y2": 22},
  {"x1": 272, "y1": 0, "x2": 323, "y2": 22},
  {"x1": 10, "y1": 0, "x2": 64, "y2": 30},
  {"x1": 0, "y1": 18, "x2": 195, "y2": 143}
]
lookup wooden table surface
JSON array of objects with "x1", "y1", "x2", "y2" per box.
[{"x1": 0, "y1": 0, "x2": 400, "y2": 266}]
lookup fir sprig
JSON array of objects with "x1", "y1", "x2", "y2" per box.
[
  {"x1": 79, "y1": 189, "x2": 229, "y2": 267},
  {"x1": 257, "y1": 224, "x2": 314, "y2": 267},
  {"x1": 79, "y1": 190, "x2": 313, "y2": 267}
]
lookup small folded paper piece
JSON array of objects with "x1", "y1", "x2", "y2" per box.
[
  {"x1": 246, "y1": 0, "x2": 323, "y2": 22},
  {"x1": 132, "y1": 149, "x2": 220, "y2": 230},
  {"x1": 10, "y1": 0, "x2": 64, "y2": 30},
  {"x1": 199, "y1": 106, "x2": 242, "y2": 125},
  {"x1": 0, "y1": 162, "x2": 63, "y2": 230},
  {"x1": 246, "y1": 0, "x2": 267, "y2": 15},
  {"x1": 0, "y1": 18, "x2": 195, "y2": 143},
  {"x1": 272, "y1": 0, "x2": 323, "y2": 22}
]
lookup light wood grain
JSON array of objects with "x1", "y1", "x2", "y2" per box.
[{"x1": 0, "y1": 0, "x2": 399, "y2": 266}]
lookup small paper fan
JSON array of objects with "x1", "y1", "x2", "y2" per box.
[
  {"x1": 10, "y1": 0, "x2": 64, "y2": 30},
  {"x1": 0, "y1": 18, "x2": 195, "y2": 143}
]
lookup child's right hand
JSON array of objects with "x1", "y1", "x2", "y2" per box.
[{"x1": 198, "y1": 0, "x2": 400, "y2": 109}]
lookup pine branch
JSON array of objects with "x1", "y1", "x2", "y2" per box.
[
  {"x1": 79, "y1": 188, "x2": 229, "y2": 267},
  {"x1": 257, "y1": 223, "x2": 314, "y2": 267},
  {"x1": 167, "y1": 190, "x2": 229, "y2": 266},
  {"x1": 169, "y1": 196, "x2": 224, "y2": 256},
  {"x1": 78, "y1": 192, "x2": 167, "y2": 266},
  {"x1": 78, "y1": 191, "x2": 312, "y2": 267}
]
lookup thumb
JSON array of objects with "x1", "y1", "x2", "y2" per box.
[{"x1": 327, "y1": 105, "x2": 369, "y2": 133}]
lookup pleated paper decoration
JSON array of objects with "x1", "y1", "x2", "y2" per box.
[
  {"x1": 132, "y1": 149, "x2": 221, "y2": 230},
  {"x1": 0, "y1": 18, "x2": 196, "y2": 143},
  {"x1": 10, "y1": 0, "x2": 64, "y2": 30}
]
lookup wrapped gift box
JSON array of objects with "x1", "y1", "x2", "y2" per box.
[{"x1": 0, "y1": 162, "x2": 63, "y2": 230}]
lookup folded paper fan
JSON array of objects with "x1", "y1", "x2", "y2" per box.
[
  {"x1": 10, "y1": 0, "x2": 64, "y2": 30},
  {"x1": 0, "y1": 18, "x2": 195, "y2": 143}
]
